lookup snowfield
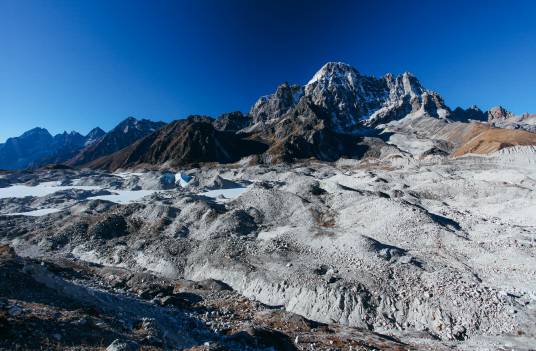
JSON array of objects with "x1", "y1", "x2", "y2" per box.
[
  {"x1": 0, "y1": 182, "x2": 101, "y2": 199},
  {"x1": 6, "y1": 208, "x2": 62, "y2": 216}
]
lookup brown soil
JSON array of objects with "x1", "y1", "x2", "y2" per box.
[{"x1": 452, "y1": 127, "x2": 536, "y2": 156}]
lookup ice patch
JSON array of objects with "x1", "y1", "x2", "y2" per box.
[
  {"x1": 88, "y1": 190, "x2": 159, "y2": 204},
  {"x1": 6, "y1": 208, "x2": 61, "y2": 217},
  {"x1": 387, "y1": 133, "x2": 435, "y2": 155},
  {"x1": 471, "y1": 169, "x2": 527, "y2": 184},
  {"x1": 0, "y1": 183, "x2": 101, "y2": 199},
  {"x1": 175, "y1": 172, "x2": 193, "y2": 188},
  {"x1": 436, "y1": 108, "x2": 449, "y2": 119},
  {"x1": 199, "y1": 187, "x2": 248, "y2": 201},
  {"x1": 115, "y1": 172, "x2": 145, "y2": 179},
  {"x1": 0, "y1": 181, "x2": 163, "y2": 205}
]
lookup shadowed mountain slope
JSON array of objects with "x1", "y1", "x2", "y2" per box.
[{"x1": 86, "y1": 116, "x2": 268, "y2": 170}]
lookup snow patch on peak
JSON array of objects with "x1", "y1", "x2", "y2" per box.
[
  {"x1": 400, "y1": 72, "x2": 424, "y2": 97},
  {"x1": 307, "y1": 62, "x2": 360, "y2": 85}
]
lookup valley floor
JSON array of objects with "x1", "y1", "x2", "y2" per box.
[{"x1": 1, "y1": 147, "x2": 536, "y2": 350}]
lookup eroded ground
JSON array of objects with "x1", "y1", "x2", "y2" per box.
[{"x1": 1, "y1": 148, "x2": 536, "y2": 350}]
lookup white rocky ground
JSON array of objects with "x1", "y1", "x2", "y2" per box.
[{"x1": 1, "y1": 147, "x2": 536, "y2": 350}]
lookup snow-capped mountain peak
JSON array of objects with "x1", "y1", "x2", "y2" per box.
[
  {"x1": 306, "y1": 61, "x2": 360, "y2": 86},
  {"x1": 84, "y1": 127, "x2": 105, "y2": 146},
  {"x1": 250, "y1": 61, "x2": 450, "y2": 131}
]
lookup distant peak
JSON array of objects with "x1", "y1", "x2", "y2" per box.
[
  {"x1": 322, "y1": 61, "x2": 356, "y2": 71},
  {"x1": 121, "y1": 116, "x2": 138, "y2": 124},
  {"x1": 393, "y1": 71, "x2": 425, "y2": 97},
  {"x1": 85, "y1": 127, "x2": 105, "y2": 139},
  {"x1": 27, "y1": 127, "x2": 48, "y2": 132},
  {"x1": 307, "y1": 62, "x2": 360, "y2": 85},
  {"x1": 467, "y1": 105, "x2": 482, "y2": 112},
  {"x1": 488, "y1": 105, "x2": 514, "y2": 121},
  {"x1": 399, "y1": 71, "x2": 420, "y2": 86},
  {"x1": 384, "y1": 72, "x2": 394, "y2": 80},
  {"x1": 88, "y1": 127, "x2": 105, "y2": 134},
  {"x1": 22, "y1": 127, "x2": 51, "y2": 137},
  {"x1": 115, "y1": 117, "x2": 141, "y2": 129},
  {"x1": 489, "y1": 105, "x2": 508, "y2": 113},
  {"x1": 401, "y1": 71, "x2": 416, "y2": 78}
]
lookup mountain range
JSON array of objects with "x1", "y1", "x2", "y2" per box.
[
  {"x1": 65, "y1": 117, "x2": 166, "y2": 167},
  {"x1": 0, "y1": 118, "x2": 164, "y2": 170},
  {"x1": 1, "y1": 62, "x2": 535, "y2": 171},
  {"x1": 0, "y1": 127, "x2": 105, "y2": 170}
]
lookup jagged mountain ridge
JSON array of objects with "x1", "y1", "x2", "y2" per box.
[
  {"x1": 84, "y1": 127, "x2": 106, "y2": 146},
  {"x1": 0, "y1": 127, "x2": 104, "y2": 170},
  {"x1": 66, "y1": 117, "x2": 166, "y2": 166},
  {"x1": 250, "y1": 62, "x2": 535, "y2": 131},
  {"x1": 86, "y1": 116, "x2": 268, "y2": 170},
  {"x1": 0, "y1": 117, "x2": 165, "y2": 170},
  {"x1": 250, "y1": 62, "x2": 451, "y2": 131}
]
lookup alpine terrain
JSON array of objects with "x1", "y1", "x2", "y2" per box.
[{"x1": 1, "y1": 62, "x2": 536, "y2": 351}]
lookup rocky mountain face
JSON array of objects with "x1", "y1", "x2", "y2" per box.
[
  {"x1": 487, "y1": 106, "x2": 514, "y2": 123},
  {"x1": 52, "y1": 131, "x2": 85, "y2": 148},
  {"x1": 240, "y1": 62, "x2": 460, "y2": 163},
  {"x1": 0, "y1": 128, "x2": 56, "y2": 170},
  {"x1": 39, "y1": 131, "x2": 88, "y2": 166},
  {"x1": 250, "y1": 62, "x2": 451, "y2": 132},
  {"x1": 482, "y1": 106, "x2": 536, "y2": 132},
  {"x1": 212, "y1": 111, "x2": 250, "y2": 132},
  {"x1": 248, "y1": 97, "x2": 379, "y2": 163},
  {"x1": 88, "y1": 99, "x2": 394, "y2": 170},
  {"x1": 67, "y1": 117, "x2": 166, "y2": 166},
  {"x1": 250, "y1": 82, "x2": 304, "y2": 124},
  {"x1": 450, "y1": 105, "x2": 487, "y2": 122},
  {"x1": 0, "y1": 128, "x2": 105, "y2": 170},
  {"x1": 86, "y1": 116, "x2": 268, "y2": 170},
  {"x1": 83, "y1": 127, "x2": 106, "y2": 145}
]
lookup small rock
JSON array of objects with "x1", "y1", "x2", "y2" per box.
[
  {"x1": 398, "y1": 255, "x2": 413, "y2": 264},
  {"x1": 327, "y1": 276, "x2": 340, "y2": 284},
  {"x1": 160, "y1": 295, "x2": 191, "y2": 308},
  {"x1": 75, "y1": 318, "x2": 88, "y2": 326},
  {"x1": 8, "y1": 305, "x2": 22, "y2": 316}
]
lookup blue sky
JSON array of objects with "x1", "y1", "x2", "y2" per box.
[{"x1": 1, "y1": 0, "x2": 535, "y2": 142}]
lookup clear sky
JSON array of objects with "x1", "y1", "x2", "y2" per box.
[{"x1": 1, "y1": 0, "x2": 535, "y2": 142}]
